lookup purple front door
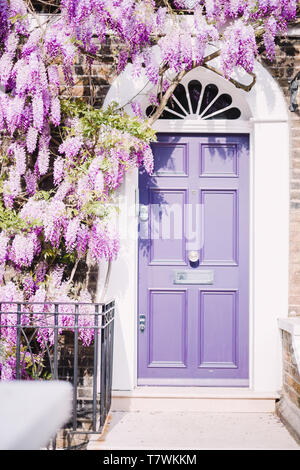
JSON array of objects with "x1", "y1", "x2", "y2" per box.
[{"x1": 138, "y1": 134, "x2": 249, "y2": 386}]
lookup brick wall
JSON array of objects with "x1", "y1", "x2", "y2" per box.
[
  {"x1": 69, "y1": 33, "x2": 300, "y2": 421},
  {"x1": 261, "y1": 34, "x2": 300, "y2": 317},
  {"x1": 67, "y1": 38, "x2": 118, "y2": 108},
  {"x1": 282, "y1": 330, "x2": 300, "y2": 408},
  {"x1": 278, "y1": 329, "x2": 300, "y2": 442},
  {"x1": 75, "y1": 34, "x2": 300, "y2": 318},
  {"x1": 262, "y1": 33, "x2": 300, "y2": 427}
]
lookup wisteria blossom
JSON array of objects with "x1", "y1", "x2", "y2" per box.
[
  {"x1": 0, "y1": 0, "x2": 297, "y2": 380},
  {"x1": 0, "y1": 0, "x2": 158, "y2": 380},
  {"x1": 0, "y1": 232, "x2": 9, "y2": 264},
  {"x1": 58, "y1": 0, "x2": 297, "y2": 80}
]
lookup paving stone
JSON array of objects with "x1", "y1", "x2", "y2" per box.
[{"x1": 87, "y1": 411, "x2": 300, "y2": 450}]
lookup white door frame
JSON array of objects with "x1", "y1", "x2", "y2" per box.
[{"x1": 102, "y1": 62, "x2": 290, "y2": 393}]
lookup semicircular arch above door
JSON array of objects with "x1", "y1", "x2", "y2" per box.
[{"x1": 144, "y1": 67, "x2": 251, "y2": 122}]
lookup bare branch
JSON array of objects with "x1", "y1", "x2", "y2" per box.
[
  {"x1": 68, "y1": 258, "x2": 80, "y2": 286},
  {"x1": 203, "y1": 49, "x2": 221, "y2": 63},
  {"x1": 114, "y1": 79, "x2": 152, "y2": 111},
  {"x1": 202, "y1": 63, "x2": 257, "y2": 92},
  {"x1": 31, "y1": 0, "x2": 60, "y2": 7},
  {"x1": 147, "y1": 55, "x2": 256, "y2": 125},
  {"x1": 98, "y1": 260, "x2": 112, "y2": 303},
  {"x1": 161, "y1": 0, "x2": 174, "y2": 15},
  {"x1": 147, "y1": 69, "x2": 188, "y2": 125},
  {"x1": 25, "y1": 0, "x2": 44, "y2": 31}
]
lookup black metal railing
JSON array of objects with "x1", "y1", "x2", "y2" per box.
[{"x1": 0, "y1": 300, "x2": 115, "y2": 449}]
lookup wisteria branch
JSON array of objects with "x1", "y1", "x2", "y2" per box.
[
  {"x1": 203, "y1": 63, "x2": 257, "y2": 93},
  {"x1": 147, "y1": 69, "x2": 188, "y2": 124}
]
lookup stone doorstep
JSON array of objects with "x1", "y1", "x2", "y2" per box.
[{"x1": 111, "y1": 388, "x2": 280, "y2": 413}]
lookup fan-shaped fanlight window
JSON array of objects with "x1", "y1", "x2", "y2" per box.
[
  {"x1": 188, "y1": 80, "x2": 202, "y2": 114},
  {"x1": 146, "y1": 79, "x2": 241, "y2": 120}
]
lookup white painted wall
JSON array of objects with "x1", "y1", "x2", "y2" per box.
[
  {"x1": 102, "y1": 61, "x2": 290, "y2": 392},
  {"x1": 250, "y1": 120, "x2": 289, "y2": 391},
  {"x1": 100, "y1": 169, "x2": 138, "y2": 390}
]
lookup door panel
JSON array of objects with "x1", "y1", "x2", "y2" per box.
[
  {"x1": 149, "y1": 189, "x2": 187, "y2": 265},
  {"x1": 148, "y1": 289, "x2": 187, "y2": 368},
  {"x1": 152, "y1": 143, "x2": 188, "y2": 177},
  {"x1": 200, "y1": 189, "x2": 238, "y2": 265},
  {"x1": 200, "y1": 143, "x2": 238, "y2": 177},
  {"x1": 138, "y1": 134, "x2": 249, "y2": 386},
  {"x1": 199, "y1": 290, "x2": 237, "y2": 368}
]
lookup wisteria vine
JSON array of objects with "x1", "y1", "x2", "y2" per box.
[
  {"x1": 0, "y1": 0, "x2": 298, "y2": 379},
  {"x1": 0, "y1": 0, "x2": 157, "y2": 379}
]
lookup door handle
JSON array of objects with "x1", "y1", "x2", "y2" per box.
[
  {"x1": 139, "y1": 314, "x2": 146, "y2": 332},
  {"x1": 139, "y1": 205, "x2": 149, "y2": 222},
  {"x1": 188, "y1": 251, "x2": 199, "y2": 263}
]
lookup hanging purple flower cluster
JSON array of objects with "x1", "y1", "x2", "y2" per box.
[
  {"x1": 0, "y1": 0, "x2": 297, "y2": 380},
  {"x1": 0, "y1": 0, "x2": 154, "y2": 282},
  {"x1": 0, "y1": 0, "x2": 156, "y2": 380},
  {"x1": 0, "y1": 280, "x2": 96, "y2": 380},
  {"x1": 59, "y1": 0, "x2": 296, "y2": 80},
  {"x1": 51, "y1": 116, "x2": 153, "y2": 263}
]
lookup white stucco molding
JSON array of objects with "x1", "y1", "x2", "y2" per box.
[
  {"x1": 288, "y1": 26, "x2": 300, "y2": 37},
  {"x1": 278, "y1": 317, "x2": 300, "y2": 374},
  {"x1": 104, "y1": 51, "x2": 289, "y2": 392},
  {"x1": 105, "y1": 48, "x2": 289, "y2": 124}
]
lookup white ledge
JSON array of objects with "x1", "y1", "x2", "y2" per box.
[
  {"x1": 249, "y1": 118, "x2": 289, "y2": 124},
  {"x1": 288, "y1": 26, "x2": 300, "y2": 37},
  {"x1": 278, "y1": 317, "x2": 300, "y2": 336},
  {"x1": 112, "y1": 387, "x2": 279, "y2": 399}
]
